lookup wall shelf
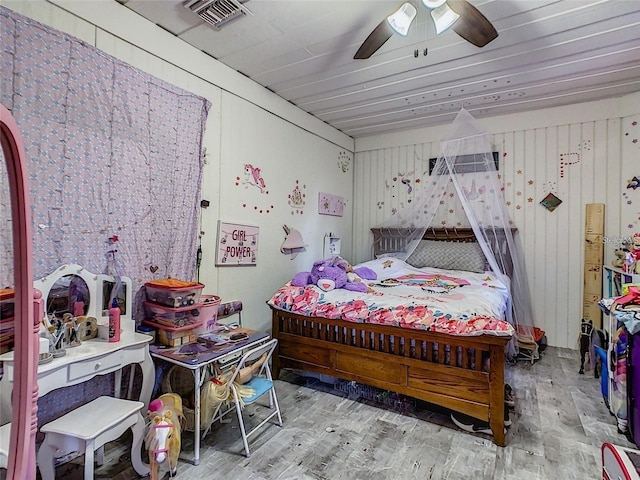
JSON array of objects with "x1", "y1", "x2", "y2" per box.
[{"x1": 603, "y1": 266, "x2": 640, "y2": 298}]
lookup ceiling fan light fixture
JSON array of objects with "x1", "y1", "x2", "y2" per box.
[
  {"x1": 421, "y1": 0, "x2": 447, "y2": 9},
  {"x1": 430, "y1": 3, "x2": 460, "y2": 35},
  {"x1": 387, "y1": 2, "x2": 417, "y2": 36}
]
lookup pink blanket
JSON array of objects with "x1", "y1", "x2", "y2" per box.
[{"x1": 268, "y1": 258, "x2": 514, "y2": 336}]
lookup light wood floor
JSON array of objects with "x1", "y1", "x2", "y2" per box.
[{"x1": 36, "y1": 346, "x2": 636, "y2": 479}]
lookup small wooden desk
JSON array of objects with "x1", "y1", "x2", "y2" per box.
[{"x1": 149, "y1": 329, "x2": 269, "y2": 465}]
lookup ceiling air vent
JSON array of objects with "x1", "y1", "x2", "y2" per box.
[{"x1": 184, "y1": 0, "x2": 252, "y2": 29}]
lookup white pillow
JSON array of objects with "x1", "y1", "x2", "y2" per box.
[
  {"x1": 376, "y1": 252, "x2": 406, "y2": 259},
  {"x1": 406, "y1": 240, "x2": 486, "y2": 273}
]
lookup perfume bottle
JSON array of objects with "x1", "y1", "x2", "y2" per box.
[{"x1": 108, "y1": 298, "x2": 121, "y2": 342}]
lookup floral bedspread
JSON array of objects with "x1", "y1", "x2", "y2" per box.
[{"x1": 268, "y1": 258, "x2": 514, "y2": 336}]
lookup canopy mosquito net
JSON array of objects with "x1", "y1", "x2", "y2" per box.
[{"x1": 378, "y1": 107, "x2": 536, "y2": 359}]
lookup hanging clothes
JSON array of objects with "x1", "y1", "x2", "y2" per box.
[{"x1": 612, "y1": 323, "x2": 629, "y2": 434}]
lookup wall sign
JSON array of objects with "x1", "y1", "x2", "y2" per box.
[
  {"x1": 216, "y1": 221, "x2": 259, "y2": 266},
  {"x1": 318, "y1": 192, "x2": 344, "y2": 217}
]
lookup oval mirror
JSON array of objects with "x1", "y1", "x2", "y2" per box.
[{"x1": 45, "y1": 274, "x2": 90, "y2": 319}]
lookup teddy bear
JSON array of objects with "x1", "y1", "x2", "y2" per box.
[
  {"x1": 291, "y1": 258, "x2": 376, "y2": 293},
  {"x1": 612, "y1": 248, "x2": 627, "y2": 269}
]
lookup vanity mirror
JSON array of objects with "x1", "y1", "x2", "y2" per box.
[
  {"x1": 96, "y1": 274, "x2": 132, "y2": 324},
  {"x1": 45, "y1": 274, "x2": 90, "y2": 319},
  {"x1": 34, "y1": 264, "x2": 133, "y2": 335},
  {"x1": 1, "y1": 104, "x2": 38, "y2": 477}
]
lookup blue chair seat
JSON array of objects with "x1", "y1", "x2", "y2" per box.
[{"x1": 243, "y1": 377, "x2": 274, "y2": 404}]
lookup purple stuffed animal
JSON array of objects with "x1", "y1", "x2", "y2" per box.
[{"x1": 291, "y1": 258, "x2": 376, "y2": 293}]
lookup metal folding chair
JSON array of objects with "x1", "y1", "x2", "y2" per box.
[{"x1": 203, "y1": 338, "x2": 282, "y2": 457}]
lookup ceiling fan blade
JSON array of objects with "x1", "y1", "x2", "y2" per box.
[
  {"x1": 447, "y1": 0, "x2": 498, "y2": 47},
  {"x1": 354, "y1": 20, "x2": 394, "y2": 59}
]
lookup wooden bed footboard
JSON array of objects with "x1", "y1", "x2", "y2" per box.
[{"x1": 271, "y1": 308, "x2": 511, "y2": 446}]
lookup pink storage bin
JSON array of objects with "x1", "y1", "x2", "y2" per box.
[
  {"x1": 143, "y1": 302, "x2": 202, "y2": 326},
  {"x1": 193, "y1": 295, "x2": 222, "y2": 334},
  {"x1": 198, "y1": 295, "x2": 221, "y2": 323},
  {"x1": 145, "y1": 278, "x2": 204, "y2": 308},
  {"x1": 142, "y1": 318, "x2": 201, "y2": 333}
]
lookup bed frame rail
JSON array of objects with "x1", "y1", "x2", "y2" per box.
[{"x1": 271, "y1": 308, "x2": 511, "y2": 446}]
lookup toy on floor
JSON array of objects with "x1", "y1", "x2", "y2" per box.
[
  {"x1": 291, "y1": 256, "x2": 377, "y2": 293},
  {"x1": 579, "y1": 318, "x2": 593, "y2": 374},
  {"x1": 145, "y1": 393, "x2": 184, "y2": 480}
]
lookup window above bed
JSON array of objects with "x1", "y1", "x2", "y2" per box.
[{"x1": 428, "y1": 152, "x2": 499, "y2": 175}]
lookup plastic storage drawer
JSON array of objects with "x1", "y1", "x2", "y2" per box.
[{"x1": 144, "y1": 278, "x2": 204, "y2": 308}]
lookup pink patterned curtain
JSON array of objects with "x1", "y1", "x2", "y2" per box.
[{"x1": 1, "y1": 7, "x2": 210, "y2": 319}]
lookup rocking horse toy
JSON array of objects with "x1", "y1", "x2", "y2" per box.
[{"x1": 145, "y1": 393, "x2": 184, "y2": 480}]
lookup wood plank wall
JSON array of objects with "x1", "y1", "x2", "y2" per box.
[{"x1": 353, "y1": 115, "x2": 640, "y2": 349}]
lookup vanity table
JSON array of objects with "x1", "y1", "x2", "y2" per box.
[
  {"x1": 0, "y1": 264, "x2": 154, "y2": 439},
  {"x1": 0, "y1": 330, "x2": 154, "y2": 419}
]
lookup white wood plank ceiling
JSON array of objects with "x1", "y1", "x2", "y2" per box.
[{"x1": 118, "y1": 0, "x2": 640, "y2": 138}]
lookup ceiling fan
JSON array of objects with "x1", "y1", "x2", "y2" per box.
[{"x1": 354, "y1": 0, "x2": 498, "y2": 59}]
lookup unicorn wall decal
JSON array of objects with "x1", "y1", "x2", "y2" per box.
[{"x1": 243, "y1": 163, "x2": 267, "y2": 193}]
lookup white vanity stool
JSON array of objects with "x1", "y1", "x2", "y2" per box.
[{"x1": 37, "y1": 396, "x2": 149, "y2": 480}]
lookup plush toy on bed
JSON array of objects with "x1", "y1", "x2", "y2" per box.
[
  {"x1": 330, "y1": 256, "x2": 376, "y2": 285},
  {"x1": 626, "y1": 233, "x2": 640, "y2": 274},
  {"x1": 291, "y1": 257, "x2": 376, "y2": 293}
]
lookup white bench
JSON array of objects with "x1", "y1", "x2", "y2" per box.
[{"x1": 37, "y1": 396, "x2": 149, "y2": 480}]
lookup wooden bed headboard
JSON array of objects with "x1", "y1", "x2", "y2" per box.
[{"x1": 370, "y1": 226, "x2": 518, "y2": 276}]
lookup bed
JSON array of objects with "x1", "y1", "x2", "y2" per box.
[{"x1": 268, "y1": 227, "x2": 514, "y2": 445}]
